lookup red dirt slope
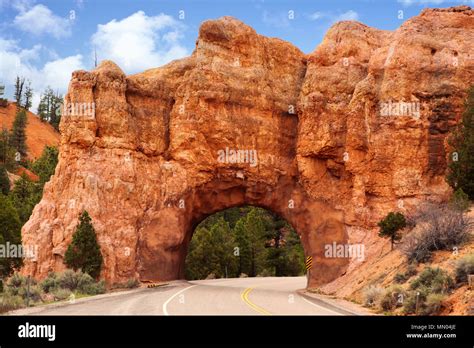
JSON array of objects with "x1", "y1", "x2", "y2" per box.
[{"x1": 0, "y1": 101, "x2": 59, "y2": 160}]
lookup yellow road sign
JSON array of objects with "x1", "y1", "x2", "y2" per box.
[{"x1": 305, "y1": 256, "x2": 313, "y2": 270}]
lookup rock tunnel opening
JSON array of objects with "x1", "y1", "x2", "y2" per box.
[{"x1": 184, "y1": 206, "x2": 306, "y2": 280}]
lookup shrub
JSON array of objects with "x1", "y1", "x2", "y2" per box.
[
  {"x1": 455, "y1": 254, "x2": 474, "y2": 284},
  {"x1": 394, "y1": 273, "x2": 408, "y2": 284},
  {"x1": 52, "y1": 288, "x2": 72, "y2": 301},
  {"x1": 6, "y1": 273, "x2": 27, "y2": 290},
  {"x1": 0, "y1": 293, "x2": 24, "y2": 313},
  {"x1": 450, "y1": 188, "x2": 471, "y2": 212},
  {"x1": 57, "y1": 269, "x2": 80, "y2": 291},
  {"x1": 40, "y1": 272, "x2": 58, "y2": 293},
  {"x1": 363, "y1": 285, "x2": 384, "y2": 308},
  {"x1": 410, "y1": 267, "x2": 453, "y2": 294},
  {"x1": 380, "y1": 286, "x2": 406, "y2": 311},
  {"x1": 16, "y1": 284, "x2": 42, "y2": 302},
  {"x1": 401, "y1": 203, "x2": 472, "y2": 262},
  {"x1": 421, "y1": 293, "x2": 445, "y2": 316},
  {"x1": 77, "y1": 272, "x2": 95, "y2": 293},
  {"x1": 81, "y1": 280, "x2": 105, "y2": 295},
  {"x1": 395, "y1": 263, "x2": 419, "y2": 284},
  {"x1": 403, "y1": 290, "x2": 428, "y2": 315},
  {"x1": 125, "y1": 278, "x2": 140, "y2": 289}
]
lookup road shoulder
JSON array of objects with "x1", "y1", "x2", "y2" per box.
[{"x1": 297, "y1": 289, "x2": 375, "y2": 315}]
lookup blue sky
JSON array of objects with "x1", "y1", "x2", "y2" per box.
[{"x1": 0, "y1": 0, "x2": 472, "y2": 109}]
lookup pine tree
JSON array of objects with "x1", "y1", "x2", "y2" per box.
[
  {"x1": 0, "y1": 194, "x2": 23, "y2": 278},
  {"x1": 0, "y1": 164, "x2": 10, "y2": 195},
  {"x1": 31, "y1": 146, "x2": 58, "y2": 185},
  {"x1": 23, "y1": 82, "x2": 33, "y2": 111},
  {"x1": 14, "y1": 76, "x2": 25, "y2": 109},
  {"x1": 0, "y1": 128, "x2": 17, "y2": 171},
  {"x1": 378, "y1": 212, "x2": 407, "y2": 250},
  {"x1": 447, "y1": 86, "x2": 474, "y2": 199},
  {"x1": 64, "y1": 211, "x2": 103, "y2": 278},
  {"x1": 37, "y1": 87, "x2": 62, "y2": 130},
  {"x1": 10, "y1": 174, "x2": 36, "y2": 224},
  {"x1": 10, "y1": 109, "x2": 28, "y2": 158},
  {"x1": 234, "y1": 218, "x2": 252, "y2": 276}
]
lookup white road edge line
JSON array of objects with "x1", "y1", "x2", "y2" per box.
[
  {"x1": 162, "y1": 285, "x2": 198, "y2": 315},
  {"x1": 300, "y1": 295, "x2": 342, "y2": 315}
]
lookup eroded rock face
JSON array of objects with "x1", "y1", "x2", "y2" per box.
[{"x1": 22, "y1": 8, "x2": 474, "y2": 287}]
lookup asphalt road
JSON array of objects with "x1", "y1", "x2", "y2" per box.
[{"x1": 14, "y1": 276, "x2": 356, "y2": 315}]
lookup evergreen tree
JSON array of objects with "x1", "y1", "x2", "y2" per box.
[
  {"x1": 31, "y1": 146, "x2": 58, "y2": 185},
  {"x1": 64, "y1": 211, "x2": 103, "y2": 278},
  {"x1": 378, "y1": 212, "x2": 407, "y2": 250},
  {"x1": 0, "y1": 164, "x2": 10, "y2": 195},
  {"x1": 14, "y1": 76, "x2": 25, "y2": 109},
  {"x1": 9, "y1": 109, "x2": 28, "y2": 158},
  {"x1": 185, "y1": 206, "x2": 305, "y2": 280},
  {"x1": 185, "y1": 218, "x2": 238, "y2": 279},
  {"x1": 0, "y1": 128, "x2": 17, "y2": 169},
  {"x1": 37, "y1": 87, "x2": 62, "y2": 130},
  {"x1": 234, "y1": 218, "x2": 252, "y2": 276},
  {"x1": 447, "y1": 86, "x2": 474, "y2": 199},
  {"x1": 9, "y1": 174, "x2": 37, "y2": 225},
  {"x1": 23, "y1": 82, "x2": 33, "y2": 111},
  {"x1": 0, "y1": 194, "x2": 23, "y2": 278}
]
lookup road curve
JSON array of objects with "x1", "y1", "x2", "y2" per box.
[{"x1": 12, "y1": 277, "x2": 356, "y2": 315}]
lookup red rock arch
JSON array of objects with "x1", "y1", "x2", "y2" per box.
[
  {"x1": 21, "y1": 9, "x2": 472, "y2": 287},
  {"x1": 137, "y1": 178, "x2": 349, "y2": 287}
]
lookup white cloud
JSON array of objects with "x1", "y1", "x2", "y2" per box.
[
  {"x1": 14, "y1": 4, "x2": 72, "y2": 39},
  {"x1": 308, "y1": 12, "x2": 325, "y2": 21},
  {"x1": 307, "y1": 10, "x2": 359, "y2": 23},
  {"x1": 262, "y1": 10, "x2": 291, "y2": 28},
  {"x1": 0, "y1": 38, "x2": 84, "y2": 110},
  {"x1": 334, "y1": 10, "x2": 359, "y2": 22},
  {"x1": 91, "y1": 11, "x2": 188, "y2": 73}
]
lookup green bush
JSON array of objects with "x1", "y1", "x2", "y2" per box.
[
  {"x1": 380, "y1": 286, "x2": 406, "y2": 311},
  {"x1": 403, "y1": 290, "x2": 428, "y2": 315},
  {"x1": 0, "y1": 293, "x2": 24, "y2": 313},
  {"x1": 81, "y1": 280, "x2": 106, "y2": 295},
  {"x1": 394, "y1": 264, "x2": 417, "y2": 284},
  {"x1": 421, "y1": 293, "x2": 445, "y2": 316},
  {"x1": 52, "y1": 288, "x2": 72, "y2": 301},
  {"x1": 16, "y1": 284, "x2": 42, "y2": 302},
  {"x1": 57, "y1": 269, "x2": 80, "y2": 291},
  {"x1": 455, "y1": 254, "x2": 474, "y2": 284},
  {"x1": 40, "y1": 272, "x2": 58, "y2": 293},
  {"x1": 125, "y1": 278, "x2": 140, "y2": 289},
  {"x1": 363, "y1": 285, "x2": 384, "y2": 308},
  {"x1": 394, "y1": 273, "x2": 408, "y2": 284},
  {"x1": 77, "y1": 272, "x2": 95, "y2": 293},
  {"x1": 410, "y1": 267, "x2": 453, "y2": 294},
  {"x1": 450, "y1": 188, "x2": 471, "y2": 212}
]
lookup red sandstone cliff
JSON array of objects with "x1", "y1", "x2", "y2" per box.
[{"x1": 21, "y1": 7, "x2": 474, "y2": 288}]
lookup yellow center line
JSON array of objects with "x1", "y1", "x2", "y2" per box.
[{"x1": 241, "y1": 287, "x2": 272, "y2": 315}]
